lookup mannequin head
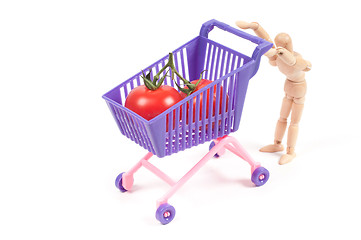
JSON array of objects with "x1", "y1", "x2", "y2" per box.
[{"x1": 275, "y1": 33, "x2": 293, "y2": 52}]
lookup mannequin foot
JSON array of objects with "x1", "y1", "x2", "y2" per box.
[
  {"x1": 279, "y1": 152, "x2": 296, "y2": 165},
  {"x1": 259, "y1": 143, "x2": 284, "y2": 153}
]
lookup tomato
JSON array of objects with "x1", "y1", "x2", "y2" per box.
[
  {"x1": 179, "y1": 79, "x2": 228, "y2": 123},
  {"x1": 125, "y1": 85, "x2": 183, "y2": 121}
]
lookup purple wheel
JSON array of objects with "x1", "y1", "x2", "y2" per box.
[
  {"x1": 209, "y1": 141, "x2": 220, "y2": 158},
  {"x1": 155, "y1": 204, "x2": 176, "y2": 225},
  {"x1": 115, "y1": 172, "x2": 127, "y2": 192},
  {"x1": 251, "y1": 167, "x2": 269, "y2": 187}
]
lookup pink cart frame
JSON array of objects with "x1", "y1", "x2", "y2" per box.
[{"x1": 117, "y1": 135, "x2": 269, "y2": 224}]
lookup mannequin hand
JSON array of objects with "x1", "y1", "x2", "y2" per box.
[
  {"x1": 276, "y1": 47, "x2": 286, "y2": 55},
  {"x1": 265, "y1": 48, "x2": 277, "y2": 58},
  {"x1": 304, "y1": 60, "x2": 312, "y2": 71},
  {"x1": 276, "y1": 47, "x2": 296, "y2": 66},
  {"x1": 235, "y1": 21, "x2": 259, "y2": 30}
]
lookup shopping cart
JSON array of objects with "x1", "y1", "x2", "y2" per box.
[{"x1": 103, "y1": 19, "x2": 273, "y2": 224}]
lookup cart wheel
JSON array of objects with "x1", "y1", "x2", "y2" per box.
[
  {"x1": 251, "y1": 167, "x2": 269, "y2": 187},
  {"x1": 115, "y1": 172, "x2": 127, "y2": 192},
  {"x1": 209, "y1": 141, "x2": 220, "y2": 158},
  {"x1": 156, "y1": 203, "x2": 176, "y2": 225}
]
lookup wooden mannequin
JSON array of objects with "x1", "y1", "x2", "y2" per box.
[{"x1": 236, "y1": 21, "x2": 311, "y2": 165}]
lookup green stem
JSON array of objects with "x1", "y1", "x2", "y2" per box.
[
  {"x1": 153, "y1": 62, "x2": 170, "y2": 84},
  {"x1": 142, "y1": 52, "x2": 197, "y2": 93},
  {"x1": 167, "y1": 53, "x2": 191, "y2": 85},
  {"x1": 153, "y1": 52, "x2": 193, "y2": 87},
  {"x1": 172, "y1": 67, "x2": 189, "y2": 83}
]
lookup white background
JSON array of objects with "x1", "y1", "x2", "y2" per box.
[{"x1": 1, "y1": 0, "x2": 360, "y2": 239}]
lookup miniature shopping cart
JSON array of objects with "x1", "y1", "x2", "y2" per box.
[{"x1": 103, "y1": 19, "x2": 273, "y2": 224}]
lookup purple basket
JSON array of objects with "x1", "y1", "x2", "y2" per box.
[{"x1": 103, "y1": 20, "x2": 272, "y2": 158}]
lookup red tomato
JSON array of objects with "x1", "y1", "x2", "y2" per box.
[
  {"x1": 125, "y1": 85, "x2": 182, "y2": 122},
  {"x1": 180, "y1": 79, "x2": 228, "y2": 123}
]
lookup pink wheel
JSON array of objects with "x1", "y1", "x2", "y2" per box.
[
  {"x1": 156, "y1": 203, "x2": 176, "y2": 225},
  {"x1": 251, "y1": 167, "x2": 269, "y2": 186},
  {"x1": 115, "y1": 172, "x2": 127, "y2": 192}
]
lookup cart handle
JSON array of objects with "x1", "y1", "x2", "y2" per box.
[{"x1": 200, "y1": 19, "x2": 273, "y2": 62}]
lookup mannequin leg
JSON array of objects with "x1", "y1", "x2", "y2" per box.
[
  {"x1": 260, "y1": 96, "x2": 292, "y2": 153},
  {"x1": 279, "y1": 102, "x2": 304, "y2": 165}
]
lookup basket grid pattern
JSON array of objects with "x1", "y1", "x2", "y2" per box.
[{"x1": 104, "y1": 35, "x2": 256, "y2": 157}]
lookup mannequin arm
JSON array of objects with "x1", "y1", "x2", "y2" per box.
[
  {"x1": 277, "y1": 47, "x2": 312, "y2": 71},
  {"x1": 235, "y1": 21, "x2": 274, "y2": 44},
  {"x1": 236, "y1": 21, "x2": 276, "y2": 65}
]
